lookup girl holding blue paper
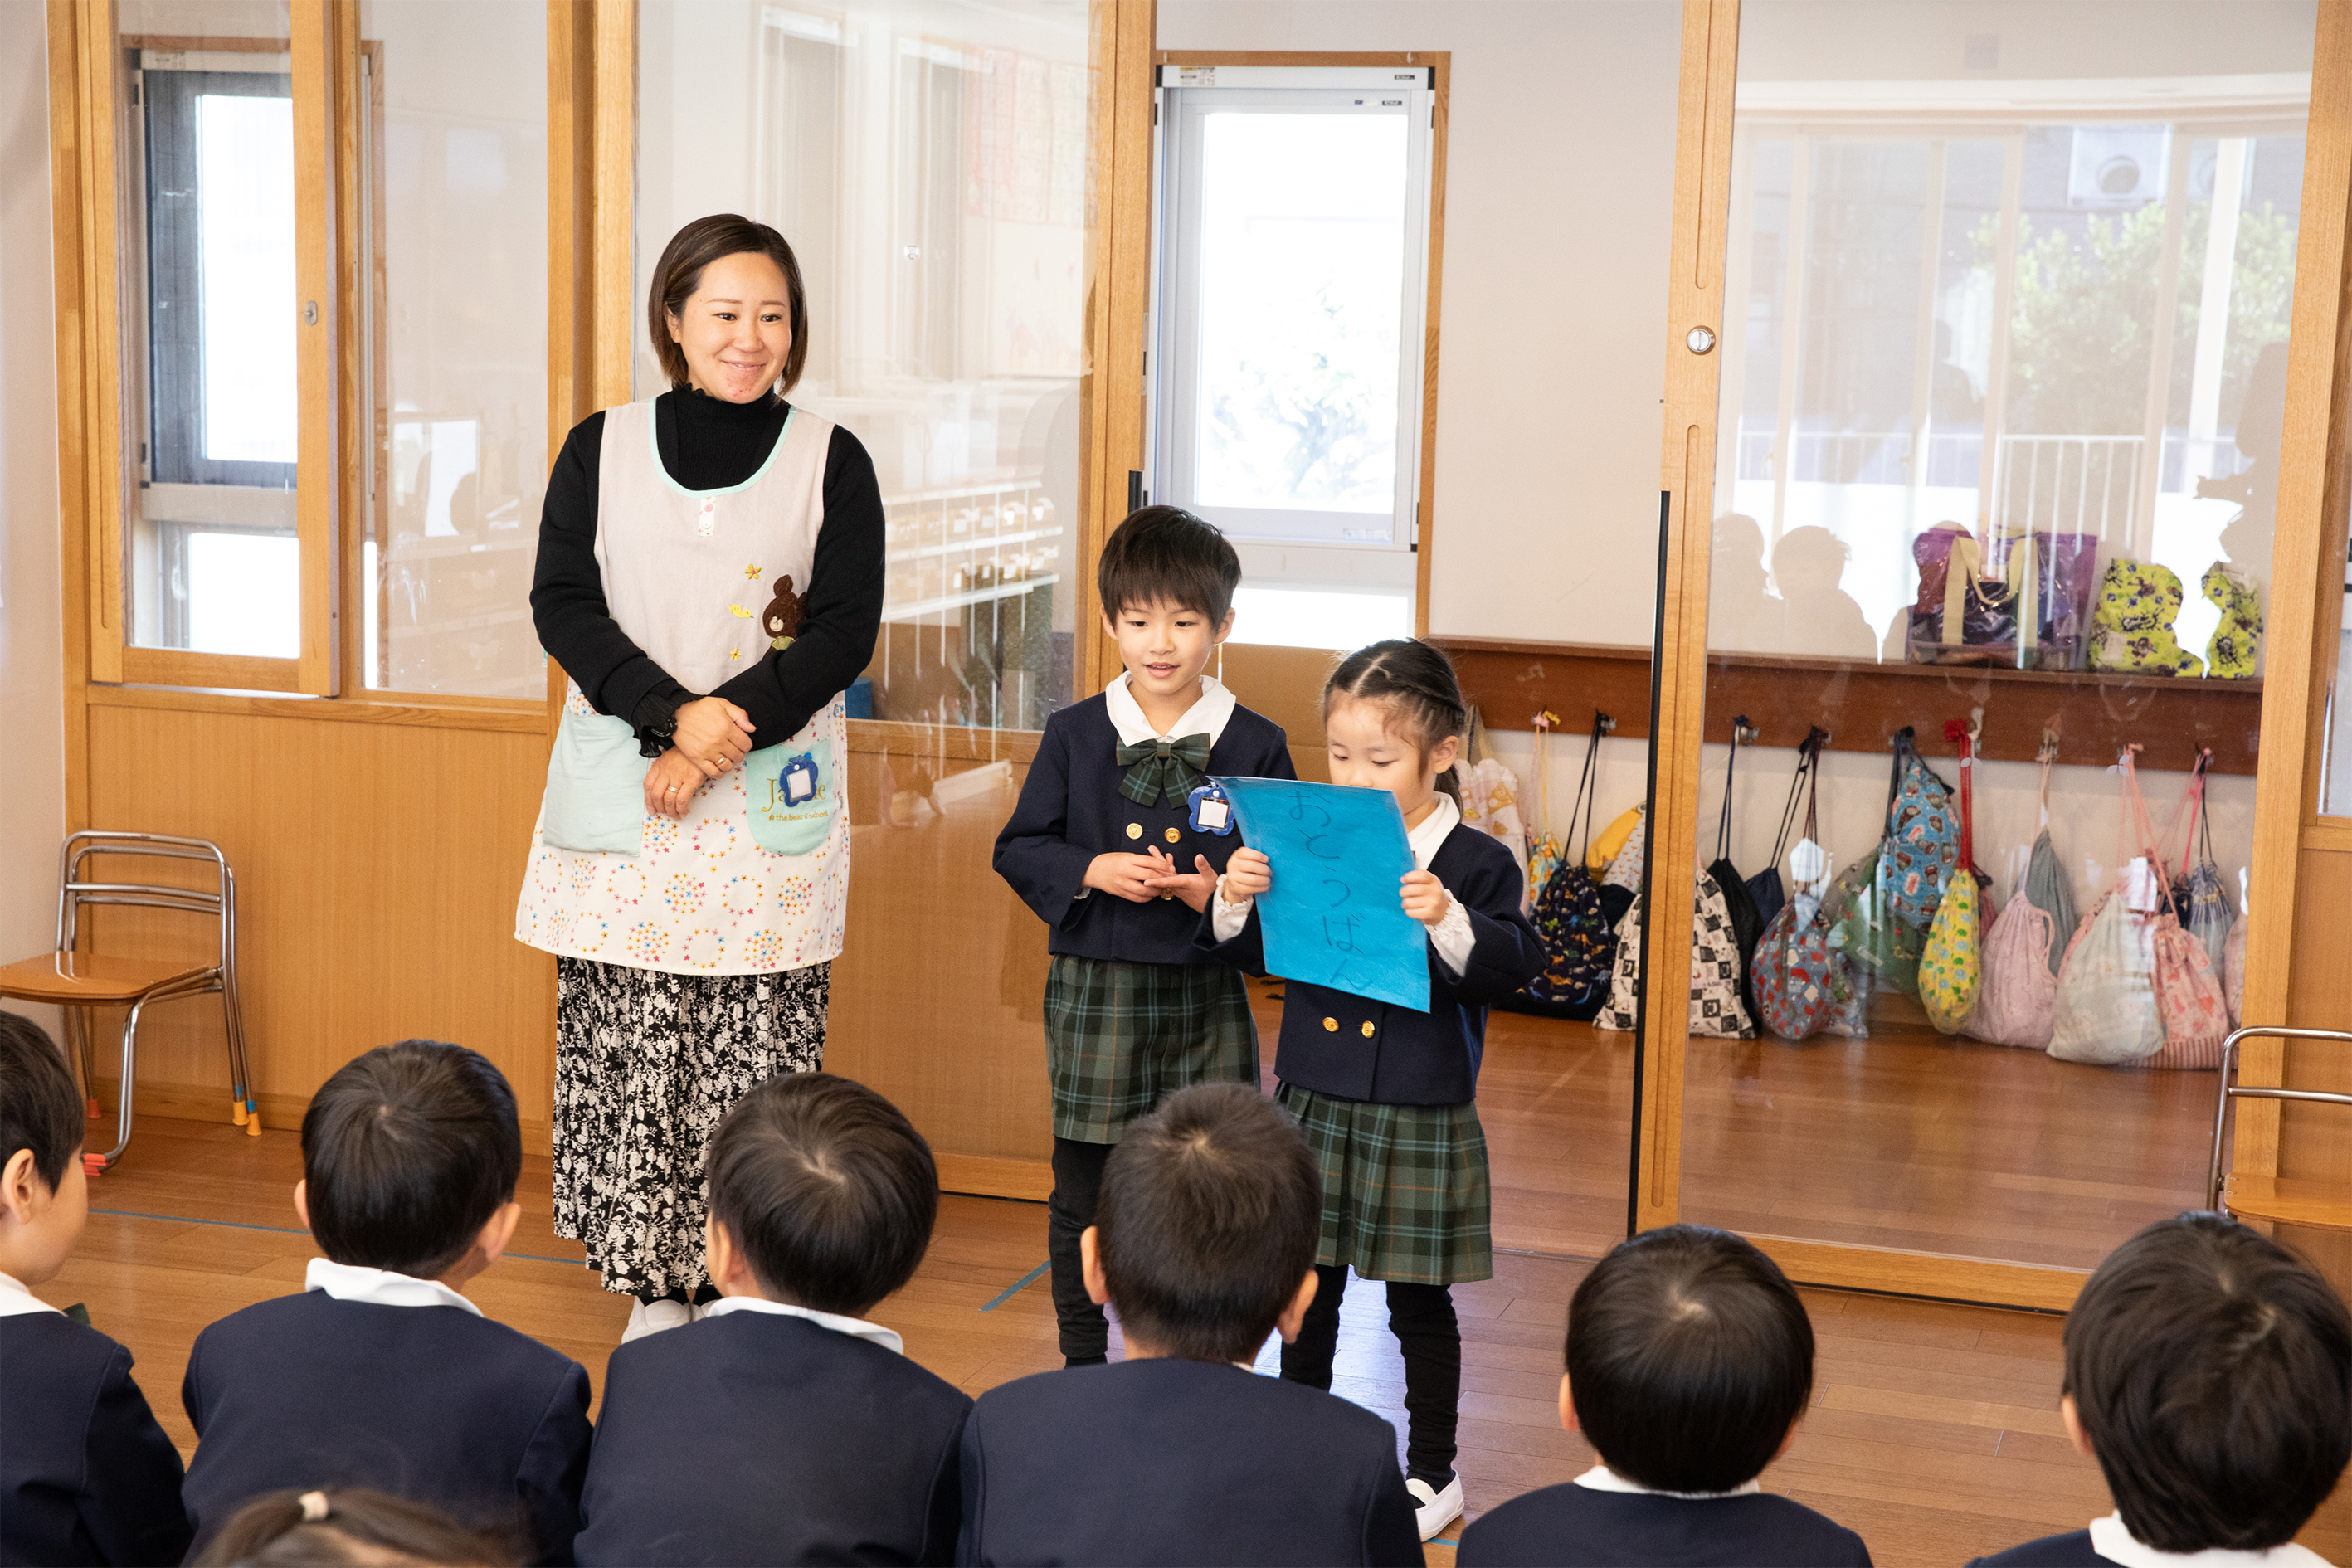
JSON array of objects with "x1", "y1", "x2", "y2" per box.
[
  {"x1": 1202, "y1": 639, "x2": 1542, "y2": 1545},
  {"x1": 514, "y1": 216, "x2": 883, "y2": 1343}
]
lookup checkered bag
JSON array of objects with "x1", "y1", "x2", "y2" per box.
[{"x1": 1595, "y1": 874, "x2": 1755, "y2": 1040}]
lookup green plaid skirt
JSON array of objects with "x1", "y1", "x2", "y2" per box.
[
  {"x1": 1041, "y1": 957, "x2": 1259, "y2": 1143},
  {"x1": 1277, "y1": 1081, "x2": 1493, "y2": 1287}
]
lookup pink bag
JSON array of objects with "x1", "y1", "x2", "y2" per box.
[
  {"x1": 2142, "y1": 868, "x2": 2229, "y2": 1069},
  {"x1": 1965, "y1": 736, "x2": 2062, "y2": 1049}
]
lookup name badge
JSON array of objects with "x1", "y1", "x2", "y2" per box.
[
  {"x1": 783, "y1": 754, "x2": 817, "y2": 802},
  {"x1": 1188, "y1": 782, "x2": 1234, "y2": 836}
]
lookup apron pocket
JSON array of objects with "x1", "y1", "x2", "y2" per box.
[
  {"x1": 747, "y1": 738, "x2": 838, "y2": 855},
  {"x1": 541, "y1": 707, "x2": 646, "y2": 855}
]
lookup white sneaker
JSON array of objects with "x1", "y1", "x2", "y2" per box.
[
  {"x1": 620, "y1": 1298, "x2": 695, "y2": 1345},
  {"x1": 1405, "y1": 1474, "x2": 1463, "y2": 1541}
]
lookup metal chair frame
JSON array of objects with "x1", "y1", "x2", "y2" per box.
[
  {"x1": 40, "y1": 831, "x2": 253, "y2": 1170},
  {"x1": 2205, "y1": 1025, "x2": 2352, "y2": 1213}
]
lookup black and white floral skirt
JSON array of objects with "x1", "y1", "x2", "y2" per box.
[{"x1": 552, "y1": 956, "x2": 830, "y2": 1297}]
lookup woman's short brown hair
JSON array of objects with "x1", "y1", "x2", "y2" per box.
[{"x1": 647, "y1": 214, "x2": 809, "y2": 394}]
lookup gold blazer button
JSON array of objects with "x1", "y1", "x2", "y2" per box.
[
  {"x1": 1165, "y1": 827, "x2": 1181, "y2": 844},
  {"x1": 1322, "y1": 1016, "x2": 1338, "y2": 1032},
  {"x1": 1361, "y1": 1020, "x2": 1376, "y2": 1037},
  {"x1": 1125, "y1": 823, "x2": 1142, "y2": 840}
]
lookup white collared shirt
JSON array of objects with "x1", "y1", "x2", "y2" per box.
[
  {"x1": 0, "y1": 1270, "x2": 63, "y2": 1318},
  {"x1": 1212, "y1": 789, "x2": 1476, "y2": 976},
  {"x1": 305, "y1": 1257, "x2": 481, "y2": 1316},
  {"x1": 1574, "y1": 1463, "x2": 1762, "y2": 1501},
  {"x1": 1103, "y1": 670, "x2": 1236, "y2": 748},
  {"x1": 700, "y1": 1293, "x2": 903, "y2": 1355},
  {"x1": 2086, "y1": 1512, "x2": 2331, "y2": 1568}
]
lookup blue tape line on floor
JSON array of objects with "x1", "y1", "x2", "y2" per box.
[
  {"x1": 90, "y1": 1208, "x2": 587, "y2": 1267},
  {"x1": 980, "y1": 1261, "x2": 1049, "y2": 1312}
]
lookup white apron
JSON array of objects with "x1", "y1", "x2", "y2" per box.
[{"x1": 514, "y1": 400, "x2": 850, "y2": 976}]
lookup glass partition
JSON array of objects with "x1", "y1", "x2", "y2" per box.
[
  {"x1": 636, "y1": 0, "x2": 1090, "y2": 732},
  {"x1": 356, "y1": 0, "x2": 549, "y2": 698},
  {"x1": 1679, "y1": 0, "x2": 2315, "y2": 1271}
]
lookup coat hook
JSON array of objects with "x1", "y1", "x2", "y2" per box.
[
  {"x1": 1597, "y1": 711, "x2": 1616, "y2": 735},
  {"x1": 1532, "y1": 709, "x2": 1559, "y2": 733},
  {"x1": 1732, "y1": 717, "x2": 1759, "y2": 746}
]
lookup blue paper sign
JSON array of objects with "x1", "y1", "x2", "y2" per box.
[{"x1": 1212, "y1": 777, "x2": 1430, "y2": 1014}]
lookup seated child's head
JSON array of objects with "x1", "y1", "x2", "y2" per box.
[
  {"x1": 2062, "y1": 1211, "x2": 2352, "y2": 1553},
  {"x1": 1096, "y1": 506, "x2": 1240, "y2": 688},
  {"x1": 1566, "y1": 1224, "x2": 1813, "y2": 1494},
  {"x1": 0, "y1": 1011, "x2": 89, "y2": 1288},
  {"x1": 704, "y1": 1072, "x2": 937, "y2": 1317},
  {"x1": 298, "y1": 1041, "x2": 522, "y2": 1286},
  {"x1": 193, "y1": 1486, "x2": 524, "y2": 1567},
  {"x1": 1322, "y1": 640, "x2": 1467, "y2": 810},
  {"x1": 1085, "y1": 1081, "x2": 1321, "y2": 1364}
]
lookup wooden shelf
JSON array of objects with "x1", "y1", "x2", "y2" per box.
[{"x1": 1429, "y1": 635, "x2": 2267, "y2": 773}]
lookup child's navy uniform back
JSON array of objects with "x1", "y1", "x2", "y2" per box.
[
  {"x1": 180, "y1": 1292, "x2": 592, "y2": 1561},
  {"x1": 994, "y1": 694, "x2": 1294, "y2": 961},
  {"x1": 0, "y1": 1313, "x2": 190, "y2": 1566},
  {"x1": 1458, "y1": 1483, "x2": 1873, "y2": 1566},
  {"x1": 576, "y1": 1311, "x2": 971, "y2": 1566},
  {"x1": 1965, "y1": 1531, "x2": 2109, "y2": 1566},
  {"x1": 957, "y1": 1359, "x2": 1424, "y2": 1567}
]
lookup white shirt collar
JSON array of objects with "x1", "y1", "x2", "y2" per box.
[
  {"x1": 2087, "y1": 1513, "x2": 2332, "y2": 1568},
  {"x1": 1574, "y1": 1463, "x2": 1762, "y2": 1501},
  {"x1": 699, "y1": 1294, "x2": 903, "y2": 1354},
  {"x1": 305, "y1": 1257, "x2": 482, "y2": 1316},
  {"x1": 1103, "y1": 671, "x2": 1235, "y2": 748},
  {"x1": 0, "y1": 1270, "x2": 63, "y2": 1318},
  {"x1": 1406, "y1": 791, "x2": 1461, "y2": 871}
]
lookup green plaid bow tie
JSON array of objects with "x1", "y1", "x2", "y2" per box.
[{"x1": 1115, "y1": 733, "x2": 1212, "y2": 808}]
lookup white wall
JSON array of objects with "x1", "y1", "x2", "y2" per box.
[
  {"x1": 1156, "y1": 0, "x2": 1684, "y2": 648},
  {"x1": 1, "y1": 0, "x2": 66, "y2": 1039}
]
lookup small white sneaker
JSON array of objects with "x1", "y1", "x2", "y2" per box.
[
  {"x1": 1405, "y1": 1474, "x2": 1463, "y2": 1541},
  {"x1": 620, "y1": 1298, "x2": 695, "y2": 1345}
]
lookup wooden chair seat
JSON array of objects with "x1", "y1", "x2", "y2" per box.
[
  {"x1": 2222, "y1": 1174, "x2": 2352, "y2": 1233},
  {"x1": 0, "y1": 952, "x2": 216, "y2": 1005}
]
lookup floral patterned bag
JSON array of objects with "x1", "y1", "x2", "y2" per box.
[
  {"x1": 2142, "y1": 868, "x2": 2230, "y2": 1070},
  {"x1": 2203, "y1": 562, "x2": 2262, "y2": 679},
  {"x1": 2089, "y1": 560, "x2": 2205, "y2": 676},
  {"x1": 1751, "y1": 739, "x2": 1855, "y2": 1040},
  {"x1": 2164, "y1": 751, "x2": 2234, "y2": 980},
  {"x1": 1512, "y1": 716, "x2": 1623, "y2": 1020},
  {"x1": 1965, "y1": 734, "x2": 2069, "y2": 1049}
]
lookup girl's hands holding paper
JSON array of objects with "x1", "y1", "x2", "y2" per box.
[
  {"x1": 1401, "y1": 869, "x2": 1451, "y2": 928},
  {"x1": 1221, "y1": 847, "x2": 1273, "y2": 903}
]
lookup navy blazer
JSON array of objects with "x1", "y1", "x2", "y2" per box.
[
  {"x1": 1, "y1": 1313, "x2": 191, "y2": 1566},
  {"x1": 1199, "y1": 820, "x2": 1540, "y2": 1105},
  {"x1": 957, "y1": 1358, "x2": 1422, "y2": 1567},
  {"x1": 993, "y1": 695, "x2": 1295, "y2": 967},
  {"x1": 180, "y1": 1292, "x2": 592, "y2": 1565},
  {"x1": 576, "y1": 1310, "x2": 971, "y2": 1566},
  {"x1": 1967, "y1": 1531, "x2": 2105, "y2": 1566},
  {"x1": 1457, "y1": 1483, "x2": 1873, "y2": 1566}
]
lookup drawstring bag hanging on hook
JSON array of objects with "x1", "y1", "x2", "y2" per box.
[
  {"x1": 1506, "y1": 713, "x2": 1624, "y2": 1021},
  {"x1": 1966, "y1": 724, "x2": 2073, "y2": 1049},
  {"x1": 2049, "y1": 747, "x2": 2166, "y2": 1065},
  {"x1": 1751, "y1": 729, "x2": 1862, "y2": 1041},
  {"x1": 2164, "y1": 750, "x2": 2232, "y2": 981},
  {"x1": 1745, "y1": 728, "x2": 1820, "y2": 937},
  {"x1": 1704, "y1": 715, "x2": 1769, "y2": 1021},
  {"x1": 1921, "y1": 717, "x2": 1992, "y2": 1035}
]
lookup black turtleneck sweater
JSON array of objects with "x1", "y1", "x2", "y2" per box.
[{"x1": 530, "y1": 389, "x2": 885, "y2": 749}]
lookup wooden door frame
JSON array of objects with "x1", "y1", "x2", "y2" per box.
[{"x1": 1635, "y1": 0, "x2": 2352, "y2": 1311}]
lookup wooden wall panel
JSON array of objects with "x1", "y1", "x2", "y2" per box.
[{"x1": 82, "y1": 707, "x2": 556, "y2": 1147}]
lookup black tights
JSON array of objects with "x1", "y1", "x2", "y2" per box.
[
  {"x1": 1048, "y1": 1137, "x2": 1114, "y2": 1363},
  {"x1": 1281, "y1": 1264, "x2": 1460, "y2": 1487}
]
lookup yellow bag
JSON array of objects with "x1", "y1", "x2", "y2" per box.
[
  {"x1": 1920, "y1": 865, "x2": 1981, "y2": 1033},
  {"x1": 1587, "y1": 805, "x2": 1643, "y2": 874}
]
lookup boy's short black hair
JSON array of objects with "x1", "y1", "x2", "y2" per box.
[
  {"x1": 2065, "y1": 1211, "x2": 2352, "y2": 1553},
  {"x1": 705, "y1": 1073, "x2": 937, "y2": 1317},
  {"x1": 1566, "y1": 1225, "x2": 1814, "y2": 1493},
  {"x1": 1093, "y1": 1082, "x2": 1319, "y2": 1365},
  {"x1": 300, "y1": 1041, "x2": 521, "y2": 1279},
  {"x1": 0, "y1": 1012, "x2": 85, "y2": 1193},
  {"x1": 1097, "y1": 505, "x2": 1241, "y2": 625}
]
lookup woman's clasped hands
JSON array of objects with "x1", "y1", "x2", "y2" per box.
[{"x1": 644, "y1": 696, "x2": 757, "y2": 819}]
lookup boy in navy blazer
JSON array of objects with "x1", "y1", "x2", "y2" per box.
[
  {"x1": 179, "y1": 1041, "x2": 592, "y2": 1563},
  {"x1": 576, "y1": 1073, "x2": 971, "y2": 1566},
  {"x1": 1969, "y1": 1214, "x2": 2352, "y2": 1568},
  {"x1": 991, "y1": 505, "x2": 1294, "y2": 1368},
  {"x1": 0, "y1": 1011, "x2": 192, "y2": 1566},
  {"x1": 957, "y1": 1082, "x2": 1424, "y2": 1567},
  {"x1": 1458, "y1": 1225, "x2": 1870, "y2": 1567}
]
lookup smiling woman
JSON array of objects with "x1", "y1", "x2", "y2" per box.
[{"x1": 513, "y1": 214, "x2": 885, "y2": 1342}]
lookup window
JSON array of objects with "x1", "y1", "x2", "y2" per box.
[
  {"x1": 1150, "y1": 66, "x2": 1439, "y2": 643},
  {"x1": 1713, "y1": 77, "x2": 2308, "y2": 666},
  {"x1": 129, "y1": 45, "x2": 302, "y2": 660}
]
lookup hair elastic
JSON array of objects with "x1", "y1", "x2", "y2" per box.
[{"x1": 299, "y1": 1492, "x2": 331, "y2": 1523}]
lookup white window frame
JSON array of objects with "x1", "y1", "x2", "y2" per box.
[{"x1": 1147, "y1": 65, "x2": 1437, "y2": 605}]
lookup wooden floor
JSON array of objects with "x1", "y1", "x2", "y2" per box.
[{"x1": 43, "y1": 1112, "x2": 2352, "y2": 1566}]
